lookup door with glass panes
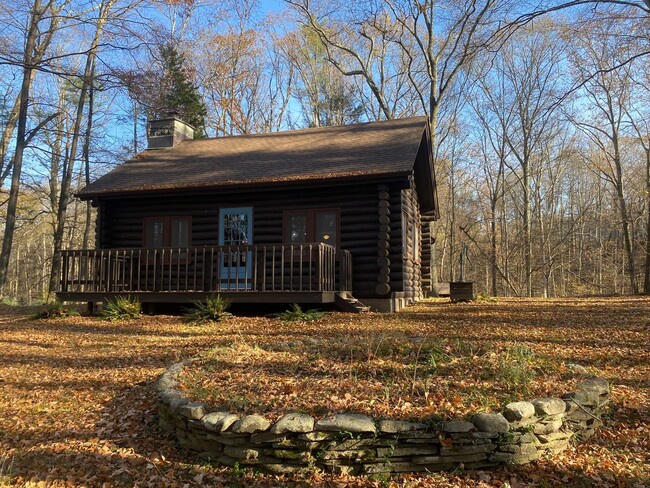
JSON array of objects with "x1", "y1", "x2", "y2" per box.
[{"x1": 218, "y1": 207, "x2": 253, "y2": 289}]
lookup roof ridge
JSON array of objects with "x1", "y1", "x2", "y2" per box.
[{"x1": 177, "y1": 115, "x2": 428, "y2": 145}]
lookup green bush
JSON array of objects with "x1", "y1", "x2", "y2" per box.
[
  {"x1": 100, "y1": 296, "x2": 141, "y2": 321},
  {"x1": 274, "y1": 304, "x2": 326, "y2": 323},
  {"x1": 184, "y1": 295, "x2": 232, "y2": 324},
  {"x1": 32, "y1": 301, "x2": 79, "y2": 319}
]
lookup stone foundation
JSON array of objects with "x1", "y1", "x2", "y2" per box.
[{"x1": 157, "y1": 362, "x2": 609, "y2": 475}]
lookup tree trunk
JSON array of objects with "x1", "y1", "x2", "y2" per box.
[
  {"x1": 613, "y1": 138, "x2": 638, "y2": 294},
  {"x1": 643, "y1": 147, "x2": 650, "y2": 294},
  {"x1": 48, "y1": 1, "x2": 111, "y2": 299},
  {"x1": 0, "y1": 0, "x2": 43, "y2": 291},
  {"x1": 82, "y1": 70, "x2": 95, "y2": 251}
]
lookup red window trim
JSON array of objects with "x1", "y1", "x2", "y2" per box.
[
  {"x1": 142, "y1": 216, "x2": 192, "y2": 248},
  {"x1": 282, "y1": 208, "x2": 341, "y2": 249}
]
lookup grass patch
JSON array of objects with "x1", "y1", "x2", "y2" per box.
[
  {"x1": 273, "y1": 304, "x2": 326, "y2": 323},
  {"x1": 100, "y1": 295, "x2": 141, "y2": 321},
  {"x1": 179, "y1": 329, "x2": 561, "y2": 420},
  {"x1": 184, "y1": 295, "x2": 232, "y2": 324}
]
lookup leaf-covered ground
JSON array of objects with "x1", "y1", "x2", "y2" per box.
[{"x1": 0, "y1": 297, "x2": 648, "y2": 487}]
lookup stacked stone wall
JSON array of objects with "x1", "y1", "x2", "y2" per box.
[{"x1": 157, "y1": 361, "x2": 609, "y2": 475}]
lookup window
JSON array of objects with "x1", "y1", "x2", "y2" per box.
[
  {"x1": 143, "y1": 217, "x2": 191, "y2": 248},
  {"x1": 283, "y1": 209, "x2": 339, "y2": 247},
  {"x1": 402, "y1": 210, "x2": 420, "y2": 263}
]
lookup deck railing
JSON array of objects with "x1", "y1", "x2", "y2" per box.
[{"x1": 59, "y1": 244, "x2": 352, "y2": 295}]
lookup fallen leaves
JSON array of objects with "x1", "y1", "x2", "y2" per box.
[{"x1": 0, "y1": 297, "x2": 648, "y2": 487}]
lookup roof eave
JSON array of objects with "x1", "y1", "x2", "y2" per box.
[{"x1": 76, "y1": 170, "x2": 413, "y2": 201}]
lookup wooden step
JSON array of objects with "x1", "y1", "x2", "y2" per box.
[{"x1": 334, "y1": 293, "x2": 370, "y2": 313}]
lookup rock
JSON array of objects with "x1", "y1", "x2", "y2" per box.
[
  {"x1": 450, "y1": 431, "x2": 499, "y2": 440},
  {"x1": 537, "y1": 432, "x2": 572, "y2": 443},
  {"x1": 330, "y1": 438, "x2": 385, "y2": 450},
  {"x1": 499, "y1": 432, "x2": 538, "y2": 445},
  {"x1": 533, "y1": 419, "x2": 563, "y2": 435},
  {"x1": 270, "y1": 413, "x2": 314, "y2": 434},
  {"x1": 272, "y1": 439, "x2": 322, "y2": 450},
  {"x1": 397, "y1": 431, "x2": 439, "y2": 440},
  {"x1": 223, "y1": 446, "x2": 259, "y2": 460},
  {"x1": 472, "y1": 413, "x2": 509, "y2": 433},
  {"x1": 376, "y1": 446, "x2": 439, "y2": 457},
  {"x1": 531, "y1": 397, "x2": 566, "y2": 416},
  {"x1": 364, "y1": 462, "x2": 435, "y2": 474},
  {"x1": 231, "y1": 414, "x2": 271, "y2": 434},
  {"x1": 577, "y1": 377, "x2": 609, "y2": 395},
  {"x1": 264, "y1": 449, "x2": 309, "y2": 460},
  {"x1": 503, "y1": 401, "x2": 535, "y2": 421},
  {"x1": 168, "y1": 396, "x2": 190, "y2": 415},
  {"x1": 321, "y1": 449, "x2": 375, "y2": 461},
  {"x1": 563, "y1": 391, "x2": 598, "y2": 406},
  {"x1": 566, "y1": 363, "x2": 589, "y2": 374},
  {"x1": 201, "y1": 412, "x2": 239, "y2": 433},
  {"x1": 299, "y1": 431, "x2": 332, "y2": 441},
  {"x1": 206, "y1": 434, "x2": 247, "y2": 445},
  {"x1": 315, "y1": 413, "x2": 376, "y2": 433},
  {"x1": 498, "y1": 443, "x2": 538, "y2": 454},
  {"x1": 489, "y1": 450, "x2": 539, "y2": 464},
  {"x1": 439, "y1": 444, "x2": 496, "y2": 455},
  {"x1": 179, "y1": 402, "x2": 207, "y2": 420},
  {"x1": 412, "y1": 453, "x2": 488, "y2": 464},
  {"x1": 157, "y1": 372, "x2": 179, "y2": 391},
  {"x1": 249, "y1": 432, "x2": 287, "y2": 444},
  {"x1": 378, "y1": 419, "x2": 427, "y2": 433},
  {"x1": 158, "y1": 389, "x2": 183, "y2": 405},
  {"x1": 442, "y1": 420, "x2": 475, "y2": 433},
  {"x1": 507, "y1": 417, "x2": 538, "y2": 430}
]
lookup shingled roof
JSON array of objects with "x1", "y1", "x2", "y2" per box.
[{"x1": 79, "y1": 116, "x2": 431, "y2": 199}]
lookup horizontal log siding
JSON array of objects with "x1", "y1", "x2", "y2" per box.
[
  {"x1": 98, "y1": 181, "x2": 408, "y2": 298},
  {"x1": 420, "y1": 211, "x2": 437, "y2": 293},
  {"x1": 401, "y1": 175, "x2": 423, "y2": 301}
]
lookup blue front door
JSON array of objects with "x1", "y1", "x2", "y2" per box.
[{"x1": 218, "y1": 207, "x2": 253, "y2": 289}]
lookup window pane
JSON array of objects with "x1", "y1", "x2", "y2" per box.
[
  {"x1": 287, "y1": 215, "x2": 307, "y2": 243},
  {"x1": 171, "y1": 219, "x2": 189, "y2": 247},
  {"x1": 223, "y1": 213, "x2": 249, "y2": 245},
  {"x1": 316, "y1": 212, "x2": 337, "y2": 246},
  {"x1": 145, "y1": 220, "x2": 165, "y2": 248}
]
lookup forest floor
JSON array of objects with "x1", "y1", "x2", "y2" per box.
[{"x1": 0, "y1": 297, "x2": 648, "y2": 487}]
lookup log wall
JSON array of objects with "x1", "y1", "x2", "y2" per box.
[
  {"x1": 97, "y1": 179, "x2": 411, "y2": 299},
  {"x1": 420, "y1": 211, "x2": 437, "y2": 294},
  {"x1": 400, "y1": 175, "x2": 423, "y2": 302}
]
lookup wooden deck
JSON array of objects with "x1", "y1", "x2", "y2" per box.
[{"x1": 56, "y1": 244, "x2": 352, "y2": 304}]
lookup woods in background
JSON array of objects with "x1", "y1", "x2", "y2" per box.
[{"x1": 0, "y1": 0, "x2": 649, "y2": 303}]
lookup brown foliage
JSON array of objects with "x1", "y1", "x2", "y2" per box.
[{"x1": 0, "y1": 297, "x2": 648, "y2": 486}]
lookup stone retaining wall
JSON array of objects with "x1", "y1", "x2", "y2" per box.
[{"x1": 157, "y1": 361, "x2": 610, "y2": 475}]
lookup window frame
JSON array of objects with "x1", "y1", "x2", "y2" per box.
[
  {"x1": 401, "y1": 210, "x2": 420, "y2": 265},
  {"x1": 282, "y1": 208, "x2": 340, "y2": 249},
  {"x1": 143, "y1": 216, "x2": 192, "y2": 248}
]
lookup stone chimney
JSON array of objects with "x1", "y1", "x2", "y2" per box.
[{"x1": 147, "y1": 114, "x2": 195, "y2": 149}]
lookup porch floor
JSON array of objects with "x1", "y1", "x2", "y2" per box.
[{"x1": 57, "y1": 291, "x2": 336, "y2": 304}]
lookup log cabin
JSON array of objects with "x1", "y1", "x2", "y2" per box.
[{"x1": 57, "y1": 116, "x2": 439, "y2": 312}]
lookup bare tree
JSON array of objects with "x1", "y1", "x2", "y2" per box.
[
  {"x1": 568, "y1": 17, "x2": 641, "y2": 293},
  {"x1": 47, "y1": 0, "x2": 119, "y2": 299},
  {"x1": 0, "y1": 0, "x2": 66, "y2": 292}
]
